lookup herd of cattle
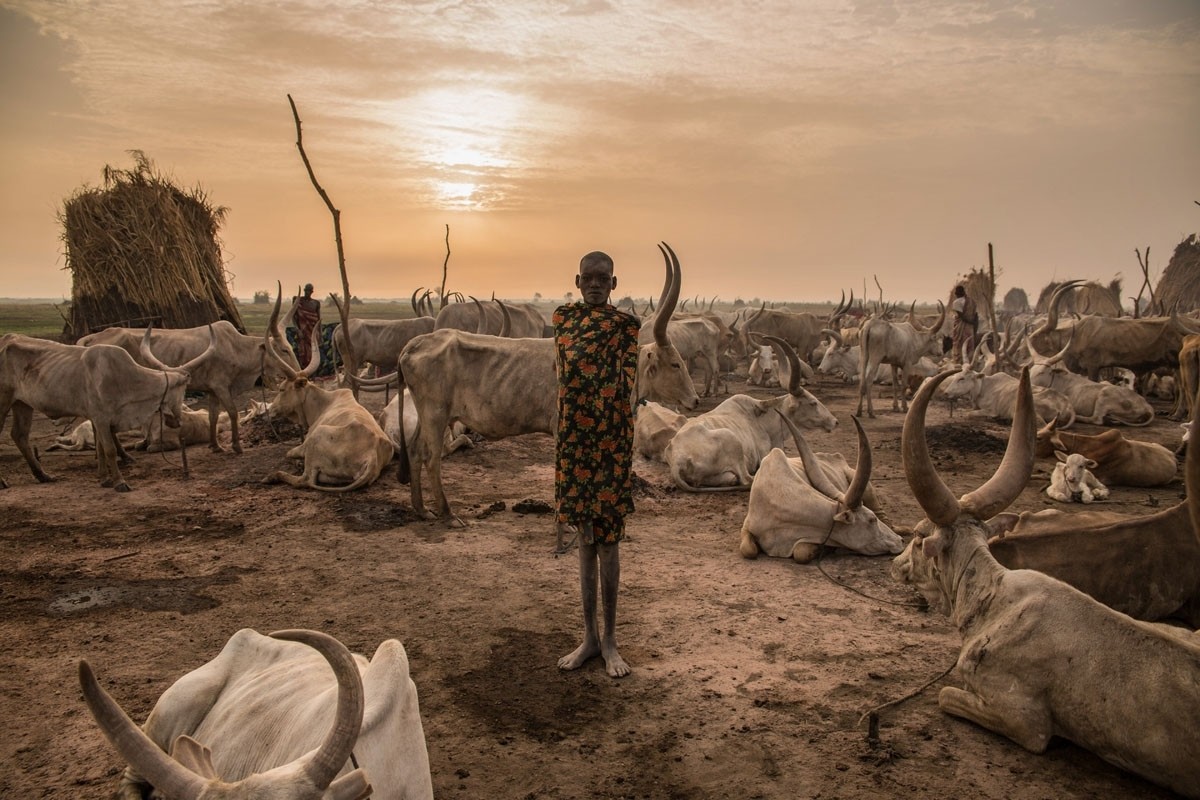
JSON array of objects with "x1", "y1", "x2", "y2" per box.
[{"x1": 3, "y1": 245, "x2": 1200, "y2": 798}]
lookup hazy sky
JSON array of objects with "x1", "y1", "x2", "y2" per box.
[{"x1": 2, "y1": 1, "x2": 1198, "y2": 305}]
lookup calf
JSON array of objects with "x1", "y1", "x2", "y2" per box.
[
  {"x1": 891, "y1": 368, "x2": 1200, "y2": 798},
  {"x1": 1045, "y1": 451, "x2": 1109, "y2": 503}
]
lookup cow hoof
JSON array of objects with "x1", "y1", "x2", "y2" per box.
[
  {"x1": 792, "y1": 542, "x2": 821, "y2": 563},
  {"x1": 738, "y1": 529, "x2": 760, "y2": 559},
  {"x1": 115, "y1": 482, "x2": 132, "y2": 493},
  {"x1": 232, "y1": 445, "x2": 243, "y2": 455},
  {"x1": 35, "y1": 473, "x2": 56, "y2": 484}
]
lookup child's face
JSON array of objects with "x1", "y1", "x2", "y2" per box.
[{"x1": 576, "y1": 263, "x2": 616, "y2": 306}]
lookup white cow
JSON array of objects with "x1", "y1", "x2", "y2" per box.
[
  {"x1": 664, "y1": 337, "x2": 836, "y2": 491},
  {"x1": 633, "y1": 401, "x2": 687, "y2": 462},
  {"x1": 740, "y1": 413, "x2": 901, "y2": 563},
  {"x1": 1045, "y1": 451, "x2": 1109, "y2": 503},
  {"x1": 80, "y1": 628, "x2": 433, "y2": 800},
  {"x1": 46, "y1": 419, "x2": 96, "y2": 451},
  {"x1": 263, "y1": 325, "x2": 394, "y2": 492}
]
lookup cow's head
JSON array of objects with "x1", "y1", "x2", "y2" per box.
[
  {"x1": 1054, "y1": 451, "x2": 1098, "y2": 501},
  {"x1": 937, "y1": 364, "x2": 981, "y2": 404},
  {"x1": 79, "y1": 629, "x2": 372, "y2": 800},
  {"x1": 758, "y1": 335, "x2": 836, "y2": 432},
  {"x1": 636, "y1": 243, "x2": 700, "y2": 411},
  {"x1": 892, "y1": 367, "x2": 1035, "y2": 591}
]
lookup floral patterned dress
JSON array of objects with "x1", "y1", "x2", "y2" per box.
[{"x1": 553, "y1": 302, "x2": 641, "y2": 544}]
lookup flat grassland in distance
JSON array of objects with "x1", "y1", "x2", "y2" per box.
[{"x1": 0, "y1": 297, "x2": 924, "y2": 341}]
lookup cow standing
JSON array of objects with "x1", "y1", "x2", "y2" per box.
[{"x1": 0, "y1": 329, "x2": 213, "y2": 491}]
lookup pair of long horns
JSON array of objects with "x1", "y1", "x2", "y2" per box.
[
  {"x1": 78, "y1": 629, "x2": 370, "y2": 800},
  {"x1": 266, "y1": 283, "x2": 321, "y2": 379},
  {"x1": 652, "y1": 242, "x2": 682, "y2": 347},
  {"x1": 777, "y1": 409, "x2": 870, "y2": 510},
  {"x1": 138, "y1": 324, "x2": 217, "y2": 375},
  {"x1": 903, "y1": 367, "x2": 1036, "y2": 527}
]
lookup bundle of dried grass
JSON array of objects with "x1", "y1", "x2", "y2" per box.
[
  {"x1": 59, "y1": 151, "x2": 244, "y2": 341},
  {"x1": 1153, "y1": 234, "x2": 1200, "y2": 314}
]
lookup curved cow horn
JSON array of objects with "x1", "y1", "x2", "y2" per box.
[
  {"x1": 410, "y1": 287, "x2": 424, "y2": 317},
  {"x1": 653, "y1": 242, "x2": 682, "y2": 347},
  {"x1": 763, "y1": 335, "x2": 803, "y2": 395},
  {"x1": 269, "y1": 629, "x2": 365, "y2": 792},
  {"x1": 775, "y1": 409, "x2": 844, "y2": 501},
  {"x1": 79, "y1": 660, "x2": 208, "y2": 800},
  {"x1": 264, "y1": 287, "x2": 301, "y2": 382},
  {"x1": 959, "y1": 367, "x2": 1036, "y2": 519},
  {"x1": 842, "y1": 416, "x2": 872, "y2": 510},
  {"x1": 902, "y1": 369, "x2": 965, "y2": 527},
  {"x1": 139, "y1": 324, "x2": 171, "y2": 371},
  {"x1": 1035, "y1": 279, "x2": 1083, "y2": 337},
  {"x1": 176, "y1": 324, "x2": 219, "y2": 375},
  {"x1": 495, "y1": 299, "x2": 512, "y2": 338},
  {"x1": 469, "y1": 296, "x2": 487, "y2": 334},
  {"x1": 821, "y1": 328, "x2": 844, "y2": 348},
  {"x1": 299, "y1": 322, "x2": 322, "y2": 378}
]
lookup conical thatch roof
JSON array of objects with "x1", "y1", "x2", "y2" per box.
[
  {"x1": 1002, "y1": 287, "x2": 1030, "y2": 315},
  {"x1": 1034, "y1": 278, "x2": 1122, "y2": 317},
  {"x1": 1152, "y1": 234, "x2": 1200, "y2": 314},
  {"x1": 59, "y1": 152, "x2": 244, "y2": 342}
]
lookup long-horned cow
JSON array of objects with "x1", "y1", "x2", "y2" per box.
[
  {"x1": 891, "y1": 368, "x2": 1200, "y2": 798},
  {"x1": 434, "y1": 297, "x2": 546, "y2": 338},
  {"x1": 740, "y1": 412, "x2": 900, "y2": 563},
  {"x1": 79, "y1": 290, "x2": 300, "y2": 454},
  {"x1": 1029, "y1": 279, "x2": 1200, "y2": 381},
  {"x1": 664, "y1": 337, "x2": 836, "y2": 491},
  {"x1": 396, "y1": 242, "x2": 699, "y2": 522},
  {"x1": 80, "y1": 628, "x2": 433, "y2": 800},
  {"x1": 855, "y1": 303, "x2": 946, "y2": 417},
  {"x1": 1026, "y1": 333, "x2": 1154, "y2": 426},
  {"x1": 263, "y1": 322, "x2": 394, "y2": 492},
  {"x1": 0, "y1": 329, "x2": 214, "y2": 491}
]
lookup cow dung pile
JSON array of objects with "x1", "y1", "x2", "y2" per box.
[
  {"x1": 925, "y1": 422, "x2": 1008, "y2": 455},
  {"x1": 58, "y1": 151, "x2": 244, "y2": 342}
]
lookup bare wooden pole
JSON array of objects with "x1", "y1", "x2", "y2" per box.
[
  {"x1": 287, "y1": 94, "x2": 356, "y2": 385},
  {"x1": 440, "y1": 224, "x2": 451, "y2": 309}
]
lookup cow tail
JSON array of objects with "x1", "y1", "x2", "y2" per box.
[{"x1": 396, "y1": 359, "x2": 411, "y2": 485}]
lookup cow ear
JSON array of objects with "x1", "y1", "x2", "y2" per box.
[
  {"x1": 833, "y1": 507, "x2": 852, "y2": 523},
  {"x1": 1054, "y1": 450, "x2": 1067, "y2": 463},
  {"x1": 1085, "y1": 458, "x2": 1098, "y2": 469},
  {"x1": 169, "y1": 734, "x2": 218, "y2": 779},
  {"x1": 920, "y1": 529, "x2": 946, "y2": 558}
]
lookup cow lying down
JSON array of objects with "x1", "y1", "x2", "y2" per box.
[
  {"x1": 739, "y1": 411, "x2": 901, "y2": 563},
  {"x1": 891, "y1": 368, "x2": 1200, "y2": 798},
  {"x1": 1045, "y1": 451, "x2": 1109, "y2": 503},
  {"x1": 264, "y1": 324, "x2": 393, "y2": 492},
  {"x1": 79, "y1": 628, "x2": 433, "y2": 800}
]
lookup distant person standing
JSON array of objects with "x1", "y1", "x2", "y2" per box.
[
  {"x1": 950, "y1": 284, "x2": 978, "y2": 363},
  {"x1": 553, "y1": 250, "x2": 641, "y2": 678},
  {"x1": 294, "y1": 283, "x2": 322, "y2": 367}
]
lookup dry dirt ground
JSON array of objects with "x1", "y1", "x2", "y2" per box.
[{"x1": 0, "y1": 371, "x2": 1190, "y2": 799}]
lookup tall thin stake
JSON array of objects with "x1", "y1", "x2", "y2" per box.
[{"x1": 287, "y1": 94, "x2": 356, "y2": 385}]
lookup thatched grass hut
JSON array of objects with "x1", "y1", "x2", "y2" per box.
[
  {"x1": 1152, "y1": 234, "x2": 1200, "y2": 314},
  {"x1": 1001, "y1": 287, "x2": 1030, "y2": 316},
  {"x1": 1034, "y1": 278, "x2": 1122, "y2": 317},
  {"x1": 59, "y1": 152, "x2": 244, "y2": 342}
]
